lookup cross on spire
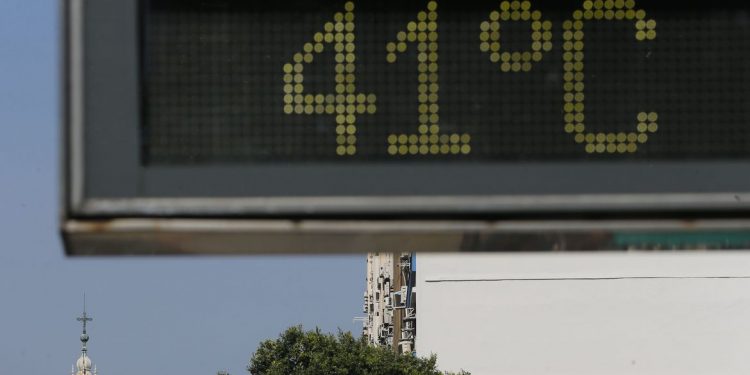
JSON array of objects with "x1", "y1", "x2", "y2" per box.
[{"x1": 77, "y1": 294, "x2": 93, "y2": 334}]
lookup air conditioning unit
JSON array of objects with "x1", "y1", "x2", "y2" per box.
[
  {"x1": 392, "y1": 292, "x2": 406, "y2": 309},
  {"x1": 398, "y1": 341, "x2": 413, "y2": 354}
]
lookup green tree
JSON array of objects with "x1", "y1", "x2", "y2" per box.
[{"x1": 247, "y1": 326, "x2": 469, "y2": 375}]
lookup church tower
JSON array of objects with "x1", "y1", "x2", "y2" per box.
[{"x1": 72, "y1": 299, "x2": 98, "y2": 375}]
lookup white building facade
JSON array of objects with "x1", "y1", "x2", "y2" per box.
[{"x1": 416, "y1": 252, "x2": 750, "y2": 375}]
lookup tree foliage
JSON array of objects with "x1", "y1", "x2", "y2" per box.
[{"x1": 247, "y1": 326, "x2": 469, "y2": 375}]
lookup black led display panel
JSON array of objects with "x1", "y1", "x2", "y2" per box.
[{"x1": 142, "y1": 0, "x2": 750, "y2": 164}]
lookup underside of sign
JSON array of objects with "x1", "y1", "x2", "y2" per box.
[
  {"x1": 62, "y1": 0, "x2": 750, "y2": 254},
  {"x1": 62, "y1": 218, "x2": 750, "y2": 255}
]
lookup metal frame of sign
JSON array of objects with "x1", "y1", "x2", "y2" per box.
[{"x1": 61, "y1": 0, "x2": 750, "y2": 255}]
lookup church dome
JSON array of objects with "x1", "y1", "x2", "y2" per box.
[{"x1": 76, "y1": 354, "x2": 92, "y2": 371}]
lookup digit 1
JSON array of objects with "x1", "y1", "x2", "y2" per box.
[
  {"x1": 386, "y1": 1, "x2": 471, "y2": 156},
  {"x1": 282, "y1": 1, "x2": 376, "y2": 156},
  {"x1": 480, "y1": 1, "x2": 552, "y2": 73},
  {"x1": 563, "y1": 0, "x2": 658, "y2": 154}
]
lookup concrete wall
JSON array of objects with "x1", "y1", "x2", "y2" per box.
[{"x1": 417, "y1": 252, "x2": 750, "y2": 375}]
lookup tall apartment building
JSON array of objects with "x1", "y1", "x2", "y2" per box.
[{"x1": 362, "y1": 252, "x2": 416, "y2": 355}]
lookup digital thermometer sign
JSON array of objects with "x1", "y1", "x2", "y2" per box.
[
  {"x1": 143, "y1": 0, "x2": 750, "y2": 163},
  {"x1": 62, "y1": 0, "x2": 750, "y2": 254}
]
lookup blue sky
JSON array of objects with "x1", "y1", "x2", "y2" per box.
[{"x1": 0, "y1": 1, "x2": 365, "y2": 374}]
